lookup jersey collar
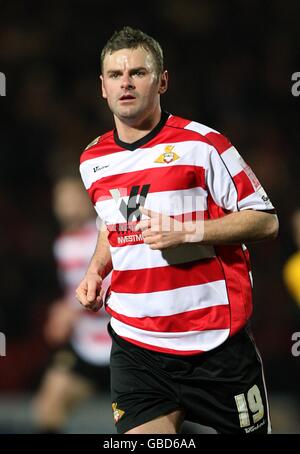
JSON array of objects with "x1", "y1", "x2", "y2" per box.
[{"x1": 113, "y1": 110, "x2": 169, "y2": 151}]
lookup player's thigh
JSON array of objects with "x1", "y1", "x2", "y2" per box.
[{"x1": 125, "y1": 409, "x2": 185, "y2": 434}]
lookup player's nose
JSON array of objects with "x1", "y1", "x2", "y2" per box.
[{"x1": 120, "y1": 73, "x2": 135, "y2": 90}]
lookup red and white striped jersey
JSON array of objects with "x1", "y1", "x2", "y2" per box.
[
  {"x1": 80, "y1": 112, "x2": 275, "y2": 356},
  {"x1": 54, "y1": 221, "x2": 111, "y2": 365}
]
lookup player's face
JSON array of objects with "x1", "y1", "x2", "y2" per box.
[{"x1": 101, "y1": 47, "x2": 167, "y2": 125}]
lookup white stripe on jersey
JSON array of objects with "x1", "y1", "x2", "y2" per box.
[
  {"x1": 238, "y1": 187, "x2": 274, "y2": 211},
  {"x1": 96, "y1": 187, "x2": 207, "y2": 225},
  {"x1": 111, "y1": 317, "x2": 230, "y2": 352},
  {"x1": 80, "y1": 140, "x2": 208, "y2": 190},
  {"x1": 220, "y1": 146, "x2": 244, "y2": 176},
  {"x1": 108, "y1": 280, "x2": 228, "y2": 318},
  {"x1": 110, "y1": 242, "x2": 216, "y2": 270},
  {"x1": 206, "y1": 146, "x2": 239, "y2": 212},
  {"x1": 185, "y1": 121, "x2": 219, "y2": 136}
]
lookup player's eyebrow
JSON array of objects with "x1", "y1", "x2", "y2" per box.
[{"x1": 106, "y1": 67, "x2": 148, "y2": 75}]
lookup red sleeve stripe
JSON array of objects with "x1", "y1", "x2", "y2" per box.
[
  {"x1": 205, "y1": 131, "x2": 232, "y2": 155},
  {"x1": 233, "y1": 170, "x2": 256, "y2": 201},
  {"x1": 111, "y1": 258, "x2": 224, "y2": 293},
  {"x1": 106, "y1": 304, "x2": 230, "y2": 333},
  {"x1": 166, "y1": 115, "x2": 193, "y2": 129}
]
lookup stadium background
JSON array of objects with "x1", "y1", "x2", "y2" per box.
[{"x1": 0, "y1": 0, "x2": 299, "y2": 433}]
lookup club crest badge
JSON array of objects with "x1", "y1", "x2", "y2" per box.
[
  {"x1": 112, "y1": 402, "x2": 125, "y2": 423},
  {"x1": 154, "y1": 145, "x2": 180, "y2": 164}
]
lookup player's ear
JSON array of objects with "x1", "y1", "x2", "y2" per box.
[
  {"x1": 158, "y1": 70, "x2": 168, "y2": 95},
  {"x1": 100, "y1": 75, "x2": 107, "y2": 99}
]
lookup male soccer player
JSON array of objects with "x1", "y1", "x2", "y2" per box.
[{"x1": 76, "y1": 26, "x2": 279, "y2": 434}]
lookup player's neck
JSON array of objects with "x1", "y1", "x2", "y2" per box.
[{"x1": 114, "y1": 107, "x2": 162, "y2": 144}]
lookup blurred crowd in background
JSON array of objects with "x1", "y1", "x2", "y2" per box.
[{"x1": 0, "y1": 0, "x2": 300, "y2": 433}]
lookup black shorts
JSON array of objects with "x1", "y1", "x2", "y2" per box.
[
  {"x1": 50, "y1": 343, "x2": 110, "y2": 391},
  {"x1": 108, "y1": 324, "x2": 271, "y2": 434}
]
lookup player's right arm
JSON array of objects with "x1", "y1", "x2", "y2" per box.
[{"x1": 76, "y1": 226, "x2": 112, "y2": 312}]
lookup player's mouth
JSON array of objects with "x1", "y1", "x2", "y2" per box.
[{"x1": 119, "y1": 94, "x2": 136, "y2": 102}]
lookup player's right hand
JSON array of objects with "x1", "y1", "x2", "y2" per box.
[{"x1": 75, "y1": 272, "x2": 104, "y2": 312}]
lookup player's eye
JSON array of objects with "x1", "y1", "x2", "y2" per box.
[
  {"x1": 133, "y1": 70, "x2": 146, "y2": 77},
  {"x1": 109, "y1": 73, "x2": 120, "y2": 79}
]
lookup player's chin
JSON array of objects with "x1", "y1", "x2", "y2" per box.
[{"x1": 116, "y1": 104, "x2": 140, "y2": 119}]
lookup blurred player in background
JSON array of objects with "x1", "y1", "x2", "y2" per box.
[
  {"x1": 33, "y1": 177, "x2": 111, "y2": 434},
  {"x1": 283, "y1": 209, "x2": 300, "y2": 306}
]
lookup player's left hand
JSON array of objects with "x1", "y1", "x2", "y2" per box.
[{"x1": 135, "y1": 207, "x2": 186, "y2": 250}]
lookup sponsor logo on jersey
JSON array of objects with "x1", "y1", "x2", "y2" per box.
[
  {"x1": 93, "y1": 164, "x2": 109, "y2": 173},
  {"x1": 110, "y1": 184, "x2": 150, "y2": 222},
  {"x1": 154, "y1": 145, "x2": 180, "y2": 164},
  {"x1": 238, "y1": 156, "x2": 261, "y2": 191},
  {"x1": 112, "y1": 402, "x2": 125, "y2": 423},
  {"x1": 244, "y1": 418, "x2": 266, "y2": 433}
]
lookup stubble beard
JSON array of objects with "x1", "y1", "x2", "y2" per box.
[{"x1": 114, "y1": 101, "x2": 146, "y2": 126}]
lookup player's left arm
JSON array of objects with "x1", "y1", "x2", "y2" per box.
[
  {"x1": 135, "y1": 139, "x2": 279, "y2": 249},
  {"x1": 136, "y1": 207, "x2": 278, "y2": 249},
  {"x1": 185, "y1": 209, "x2": 278, "y2": 245}
]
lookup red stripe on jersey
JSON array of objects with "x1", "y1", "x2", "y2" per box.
[
  {"x1": 207, "y1": 196, "x2": 253, "y2": 335},
  {"x1": 109, "y1": 230, "x2": 144, "y2": 247},
  {"x1": 166, "y1": 115, "x2": 192, "y2": 129},
  {"x1": 111, "y1": 258, "x2": 224, "y2": 293},
  {"x1": 80, "y1": 131, "x2": 122, "y2": 163},
  {"x1": 242, "y1": 247, "x2": 252, "y2": 272},
  {"x1": 88, "y1": 165, "x2": 206, "y2": 205},
  {"x1": 233, "y1": 170, "x2": 255, "y2": 201},
  {"x1": 107, "y1": 211, "x2": 209, "y2": 246},
  {"x1": 115, "y1": 335, "x2": 204, "y2": 355},
  {"x1": 81, "y1": 119, "x2": 211, "y2": 163},
  {"x1": 107, "y1": 304, "x2": 230, "y2": 333},
  {"x1": 215, "y1": 244, "x2": 253, "y2": 335},
  {"x1": 144, "y1": 124, "x2": 211, "y2": 149},
  {"x1": 205, "y1": 131, "x2": 232, "y2": 154}
]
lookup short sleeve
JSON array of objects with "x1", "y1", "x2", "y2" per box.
[{"x1": 206, "y1": 139, "x2": 275, "y2": 213}]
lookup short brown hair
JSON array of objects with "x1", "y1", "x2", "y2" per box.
[{"x1": 101, "y1": 26, "x2": 164, "y2": 75}]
